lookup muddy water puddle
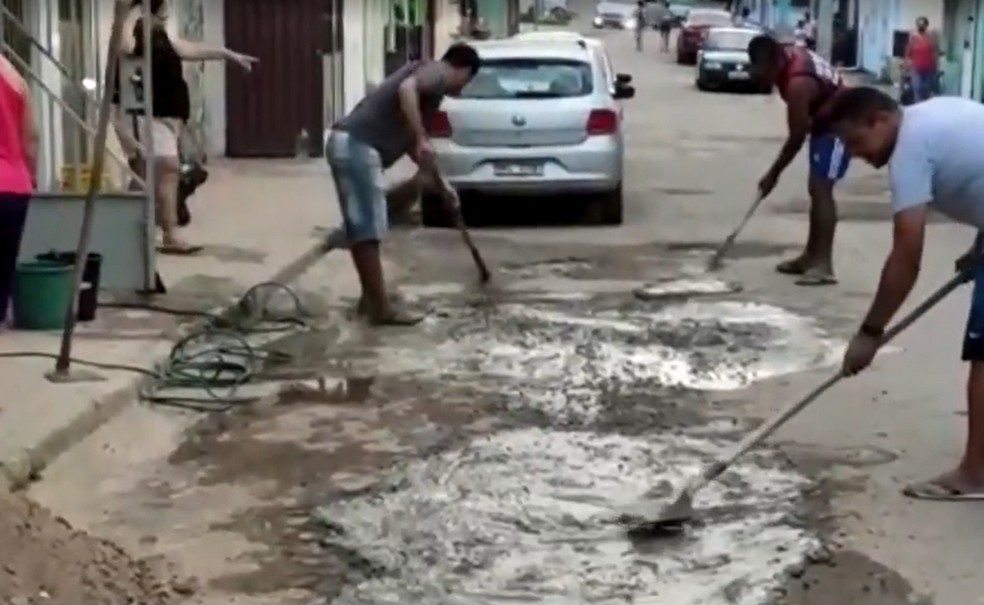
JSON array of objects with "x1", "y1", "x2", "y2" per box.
[{"x1": 318, "y1": 428, "x2": 819, "y2": 605}]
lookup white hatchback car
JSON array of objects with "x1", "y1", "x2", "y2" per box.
[{"x1": 424, "y1": 37, "x2": 634, "y2": 225}]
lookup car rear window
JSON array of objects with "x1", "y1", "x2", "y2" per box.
[
  {"x1": 687, "y1": 11, "x2": 732, "y2": 26},
  {"x1": 459, "y1": 58, "x2": 594, "y2": 99},
  {"x1": 706, "y1": 30, "x2": 756, "y2": 50}
]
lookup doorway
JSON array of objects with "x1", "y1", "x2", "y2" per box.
[{"x1": 224, "y1": 0, "x2": 341, "y2": 157}]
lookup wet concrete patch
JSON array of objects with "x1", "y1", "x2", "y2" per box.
[
  {"x1": 663, "y1": 241, "x2": 795, "y2": 259},
  {"x1": 777, "y1": 443, "x2": 901, "y2": 469},
  {"x1": 366, "y1": 299, "x2": 842, "y2": 424},
  {"x1": 500, "y1": 257, "x2": 594, "y2": 280},
  {"x1": 318, "y1": 428, "x2": 819, "y2": 604},
  {"x1": 634, "y1": 276, "x2": 742, "y2": 300}
]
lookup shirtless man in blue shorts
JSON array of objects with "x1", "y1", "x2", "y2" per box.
[{"x1": 749, "y1": 35, "x2": 850, "y2": 286}]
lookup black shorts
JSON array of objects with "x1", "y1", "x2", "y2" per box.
[{"x1": 659, "y1": 22, "x2": 673, "y2": 32}]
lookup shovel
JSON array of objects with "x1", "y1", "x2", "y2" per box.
[
  {"x1": 434, "y1": 172, "x2": 492, "y2": 284},
  {"x1": 630, "y1": 269, "x2": 970, "y2": 536},
  {"x1": 706, "y1": 191, "x2": 765, "y2": 272}
]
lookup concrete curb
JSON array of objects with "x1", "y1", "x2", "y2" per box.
[
  {"x1": 0, "y1": 379, "x2": 143, "y2": 492},
  {"x1": 0, "y1": 239, "x2": 334, "y2": 494}
]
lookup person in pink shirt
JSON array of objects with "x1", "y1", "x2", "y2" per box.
[{"x1": 0, "y1": 54, "x2": 37, "y2": 325}]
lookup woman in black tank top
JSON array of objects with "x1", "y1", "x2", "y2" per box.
[{"x1": 110, "y1": 0, "x2": 257, "y2": 254}]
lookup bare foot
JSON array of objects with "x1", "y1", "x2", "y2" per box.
[{"x1": 903, "y1": 468, "x2": 984, "y2": 500}]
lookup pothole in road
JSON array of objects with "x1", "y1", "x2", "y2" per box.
[
  {"x1": 318, "y1": 427, "x2": 819, "y2": 605},
  {"x1": 634, "y1": 276, "x2": 742, "y2": 300},
  {"x1": 500, "y1": 257, "x2": 594, "y2": 280},
  {"x1": 664, "y1": 241, "x2": 795, "y2": 259},
  {"x1": 370, "y1": 299, "x2": 842, "y2": 424}
]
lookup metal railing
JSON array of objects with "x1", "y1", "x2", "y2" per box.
[{"x1": 0, "y1": 2, "x2": 145, "y2": 190}]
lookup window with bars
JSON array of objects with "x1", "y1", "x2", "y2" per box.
[{"x1": 1, "y1": 0, "x2": 32, "y2": 75}]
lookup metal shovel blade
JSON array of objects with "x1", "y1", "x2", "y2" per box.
[
  {"x1": 626, "y1": 491, "x2": 693, "y2": 538},
  {"x1": 625, "y1": 271, "x2": 969, "y2": 540}
]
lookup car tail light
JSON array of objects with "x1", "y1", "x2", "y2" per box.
[
  {"x1": 427, "y1": 110, "x2": 452, "y2": 138},
  {"x1": 586, "y1": 109, "x2": 618, "y2": 135}
]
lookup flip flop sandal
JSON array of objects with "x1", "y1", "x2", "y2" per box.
[
  {"x1": 775, "y1": 259, "x2": 810, "y2": 275},
  {"x1": 794, "y1": 273, "x2": 838, "y2": 286},
  {"x1": 157, "y1": 244, "x2": 204, "y2": 256},
  {"x1": 902, "y1": 479, "x2": 984, "y2": 501}
]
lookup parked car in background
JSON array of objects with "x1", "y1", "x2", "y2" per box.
[
  {"x1": 695, "y1": 26, "x2": 769, "y2": 93},
  {"x1": 666, "y1": 2, "x2": 691, "y2": 25},
  {"x1": 513, "y1": 30, "x2": 592, "y2": 44},
  {"x1": 592, "y1": 1, "x2": 637, "y2": 29},
  {"x1": 676, "y1": 7, "x2": 733, "y2": 64},
  {"x1": 425, "y1": 38, "x2": 635, "y2": 225}
]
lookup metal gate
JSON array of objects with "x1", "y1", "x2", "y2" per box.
[
  {"x1": 323, "y1": 0, "x2": 345, "y2": 127},
  {"x1": 224, "y1": 0, "x2": 339, "y2": 157}
]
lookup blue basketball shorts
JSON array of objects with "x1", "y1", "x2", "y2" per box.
[{"x1": 808, "y1": 133, "x2": 851, "y2": 182}]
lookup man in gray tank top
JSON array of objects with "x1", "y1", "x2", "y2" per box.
[{"x1": 325, "y1": 43, "x2": 480, "y2": 325}]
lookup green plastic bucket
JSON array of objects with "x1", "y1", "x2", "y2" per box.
[{"x1": 12, "y1": 260, "x2": 74, "y2": 330}]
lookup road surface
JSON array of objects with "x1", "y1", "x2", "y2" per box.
[{"x1": 27, "y1": 14, "x2": 984, "y2": 605}]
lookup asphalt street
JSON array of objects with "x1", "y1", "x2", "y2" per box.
[{"x1": 27, "y1": 12, "x2": 984, "y2": 605}]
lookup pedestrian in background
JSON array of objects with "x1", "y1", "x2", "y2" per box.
[
  {"x1": 904, "y1": 17, "x2": 939, "y2": 103},
  {"x1": 112, "y1": 0, "x2": 255, "y2": 256},
  {"x1": 634, "y1": 0, "x2": 647, "y2": 52},
  {"x1": 654, "y1": 0, "x2": 673, "y2": 53},
  {"x1": 793, "y1": 19, "x2": 808, "y2": 47},
  {"x1": 0, "y1": 53, "x2": 37, "y2": 328},
  {"x1": 802, "y1": 11, "x2": 817, "y2": 50}
]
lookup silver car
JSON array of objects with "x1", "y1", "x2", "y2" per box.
[
  {"x1": 426, "y1": 38, "x2": 635, "y2": 225},
  {"x1": 695, "y1": 26, "x2": 768, "y2": 93},
  {"x1": 592, "y1": 1, "x2": 637, "y2": 30}
]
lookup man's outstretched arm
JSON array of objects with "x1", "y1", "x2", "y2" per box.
[{"x1": 860, "y1": 148, "x2": 933, "y2": 332}]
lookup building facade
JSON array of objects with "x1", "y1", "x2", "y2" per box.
[{"x1": 2, "y1": 0, "x2": 455, "y2": 173}]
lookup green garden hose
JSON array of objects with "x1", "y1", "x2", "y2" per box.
[{"x1": 0, "y1": 281, "x2": 311, "y2": 413}]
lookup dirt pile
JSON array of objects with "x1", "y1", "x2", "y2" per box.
[{"x1": 0, "y1": 491, "x2": 185, "y2": 604}]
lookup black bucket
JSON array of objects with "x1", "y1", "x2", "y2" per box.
[{"x1": 36, "y1": 251, "x2": 103, "y2": 322}]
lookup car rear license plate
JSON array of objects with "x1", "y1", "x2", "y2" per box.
[
  {"x1": 728, "y1": 71, "x2": 750, "y2": 80},
  {"x1": 494, "y1": 162, "x2": 543, "y2": 177}
]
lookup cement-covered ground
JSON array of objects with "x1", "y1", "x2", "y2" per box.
[{"x1": 22, "y1": 6, "x2": 984, "y2": 605}]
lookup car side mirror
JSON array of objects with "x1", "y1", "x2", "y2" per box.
[
  {"x1": 616, "y1": 73, "x2": 633, "y2": 84},
  {"x1": 613, "y1": 83, "x2": 635, "y2": 99}
]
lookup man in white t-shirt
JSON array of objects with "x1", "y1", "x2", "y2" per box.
[{"x1": 829, "y1": 86, "x2": 984, "y2": 501}]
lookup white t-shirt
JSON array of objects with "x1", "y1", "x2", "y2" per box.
[{"x1": 889, "y1": 97, "x2": 984, "y2": 230}]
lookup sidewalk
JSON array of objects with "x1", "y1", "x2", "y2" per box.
[{"x1": 0, "y1": 157, "x2": 414, "y2": 490}]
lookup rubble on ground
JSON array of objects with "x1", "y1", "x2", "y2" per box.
[{"x1": 0, "y1": 491, "x2": 188, "y2": 605}]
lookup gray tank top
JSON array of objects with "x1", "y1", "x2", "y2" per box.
[{"x1": 334, "y1": 61, "x2": 447, "y2": 168}]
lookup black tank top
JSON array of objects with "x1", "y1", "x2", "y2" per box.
[{"x1": 111, "y1": 19, "x2": 190, "y2": 121}]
